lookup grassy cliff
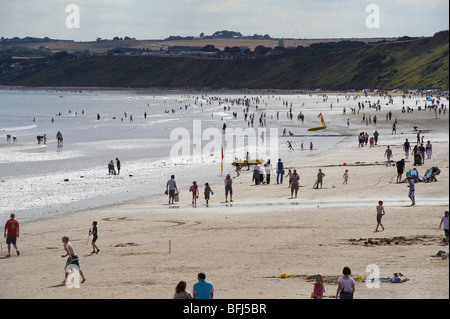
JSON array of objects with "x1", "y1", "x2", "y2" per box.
[{"x1": 1, "y1": 31, "x2": 448, "y2": 90}]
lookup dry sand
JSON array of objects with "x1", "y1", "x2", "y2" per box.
[{"x1": 1, "y1": 98, "x2": 448, "y2": 299}]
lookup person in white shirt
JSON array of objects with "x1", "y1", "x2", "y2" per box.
[
  {"x1": 166, "y1": 175, "x2": 179, "y2": 204},
  {"x1": 336, "y1": 266, "x2": 355, "y2": 299},
  {"x1": 264, "y1": 160, "x2": 272, "y2": 184}
]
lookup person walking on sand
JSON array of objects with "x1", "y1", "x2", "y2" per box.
[
  {"x1": 375, "y1": 200, "x2": 385, "y2": 232},
  {"x1": 116, "y1": 158, "x2": 121, "y2": 175},
  {"x1": 425, "y1": 140, "x2": 433, "y2": 159},
  {"x1": 235, "y1": 161, "x2": 241, "y2": 177},
  {"x1": 4, "y1": 213, "x2": 20, "y2": 257},
  {"x1": 166, "y1": 175, "x2": 179, "y2": 205},
  {"x1": 61, "y1": 236, "x2": 86, "y2": 284},
  {"x1": 190, "y1": 181, "x2": 199, "y2": 207},
  {"x1": 285, "y1": 169, "x2": 292, "y2": 188},
  {"x1": 407, "y1": 176, "x2": 415, "y2": 206},
  {"x1": 384, "y1": 146, "x2": 393, "y2": 166},
  {"x1": 343, "y1": 169, "x2": 349, "y2": 184},
  {"x1": 290, "y1": 169, "x2": 300, "y2": 198},
  {"x1": 89, "y1": 221, "x2": 100, "y2": 254},
  {"x1": 225, "y1": 174, "x2": 233, "y2": 203},
  {"x1": 204, "y1": 183, "x2": 212, "y2": 207},
  {"x1": 373, "y1": 130, "x2": 379, "y2": 145},
  {"x1": 336, "y1": 266, "x2": 355, "y2": 299},
  {"x1": 276, "y1": 159, "x2": 284, "y2": 184},
  {"x1": 439, "y1": 211, "x2": 449, "y2": 245},
  {"x1": 403, "y1": 139, "x2": 410, "y2": 159},
  {"x1": 264, "y1": 160, "x2": 272, "y2": 184},
  {"x1": 314, "y1": 169, "x2": 325, "y2": 189},
  {"x1": 396, "y1": 159, "x2": 405, "y2": 183}
]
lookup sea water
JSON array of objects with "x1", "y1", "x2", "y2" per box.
[{"x1": 0, "y1": 89, "x2": 352, "y2": 222}]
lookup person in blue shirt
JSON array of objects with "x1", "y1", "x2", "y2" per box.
[
  {"x1": 276, "y1": 159, "x2": 284, "y2": 184},
  {"x1": 192, "y1": 272, "x2": 214, "y2": 299}
]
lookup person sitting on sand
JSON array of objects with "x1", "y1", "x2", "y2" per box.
[{"x1": 174, "y1": 281, "x2": 193, "y2": 299}]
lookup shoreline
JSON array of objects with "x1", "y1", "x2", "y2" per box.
[{"x1": 1, "y1": 85, "x2": 447, "y2": 97}]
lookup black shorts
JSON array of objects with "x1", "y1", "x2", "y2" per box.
[
  {"x1": 6, "y1": 237, "x2": 17, "y2": 245},
  {"x1": 66, "y1": 255, "x2": 80, "y2": 268},
  {"x1": 169, "y1": 190, "x2": 175, "y2": 197},
  {"x1": 92, "y1": 235, "x2": 98, "y2": 243}
]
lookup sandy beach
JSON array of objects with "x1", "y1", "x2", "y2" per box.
[{"x1": 1, "y1": 91, "x2": 448, "y2": 300}]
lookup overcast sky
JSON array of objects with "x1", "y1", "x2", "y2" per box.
[{"x1": 1, "y1": 0, "x2": 448, "y2": 41}]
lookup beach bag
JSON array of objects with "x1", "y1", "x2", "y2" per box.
[{"x1": 174, "y1": 193, "x2": 179, "y2": 202}]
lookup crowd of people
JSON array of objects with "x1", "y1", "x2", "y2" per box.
[{"x1": 2, "y1": 90, "x2": 448, "y2": 300}]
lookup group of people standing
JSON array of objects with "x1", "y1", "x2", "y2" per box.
[
  {"x1": 358, "y1": 130, "x2": 379, "y2": 148},
  {"x1": 107, "y1": 158, "x2": 121, "y2": 175}
]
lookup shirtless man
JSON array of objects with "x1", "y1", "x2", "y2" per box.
[
  {"x1": 375, "y1": 201, "x2": 385, "y2": 232},
  {"x1": 61, "y1": 236, "x2": 86, "y2": 284}
]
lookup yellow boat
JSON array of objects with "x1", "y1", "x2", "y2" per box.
[{"x1": 232, "y1": 159, "x2": 264, "y2": 167}]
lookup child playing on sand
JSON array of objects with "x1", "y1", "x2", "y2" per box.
[
  {"x1": 313, "y1": 274, "x2": 325, "y2": 299},
  {"x1": 190, "y1": 181, "x2": 199, "y2": 206},
  {"x1": 343, "y1": 169, "x2": 349, "y2": 184},
  {"x1": 285, "y1": 169, "x2": 292, "y2": 188},
  {"x1": 204, "y1": 183, "x2": 212, "y2": 207},
  {"x1": 314, "y1": 169, "x2": 325, "y2": 189},
  {"x1": 89, "y1": 221, "x2": 100, "y2": 254},
  {"x1": 61, "y1": 236, "x2": 86, "y2": 284},
  {"x1": 375, "y1": 201, "x2": 385, "y2": 232}
]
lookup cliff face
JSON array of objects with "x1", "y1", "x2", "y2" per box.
[{"x1": 1, "y1": 31, "x2": 448, "y2": 90}]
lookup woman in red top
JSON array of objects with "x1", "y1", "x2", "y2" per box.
[{"x1": 4, "y1": 213, "x2": 20, "y2": 257}]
